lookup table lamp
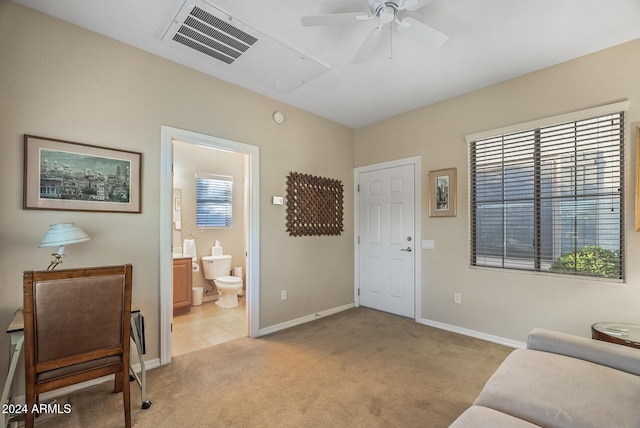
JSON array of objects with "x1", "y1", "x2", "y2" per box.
[{"x1": 39, "y1": 223, "x2": 91, "y2": 270}]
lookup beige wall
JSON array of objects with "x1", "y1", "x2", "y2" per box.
[
  {"x1": 0, "y1": 1, "x2": 355, "y2": 383},
  {"x1": 355, "y1": 38, "x2": 640, "y2": 342}
]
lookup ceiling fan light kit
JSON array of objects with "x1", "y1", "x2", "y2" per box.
[
  {"x1": 301, "y1": 0, "x2": 448, "y2": 63},
  {"x1": 379, "y1": 5, "x2": 397, "y2": 24}
]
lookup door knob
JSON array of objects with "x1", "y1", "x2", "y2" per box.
[{"x1": 401, "y1": 247, "x2": 412, "y2": 252}]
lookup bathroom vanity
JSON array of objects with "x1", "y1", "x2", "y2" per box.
[{"x1": 173, "y1": 257, "x2": 193, "y2": 313}]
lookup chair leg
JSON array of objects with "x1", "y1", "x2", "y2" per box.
[
  {"x1": 122, "y1": 367, "x2": 131, "y2": 428},
  {"x1": 25, "y1": 391, "x2": 35, "y2": 428},
  {"x1": 114, "y1": 371, "x2": 123, "y2": 393}
]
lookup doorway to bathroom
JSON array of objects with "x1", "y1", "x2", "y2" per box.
[
  {"x1": 171, "y1": 141, "x2": 246, "y2": 356},
  {"x1": 160, "y1": 126, "x2": 260, "y2": 365}
]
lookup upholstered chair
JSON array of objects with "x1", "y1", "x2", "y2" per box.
[{"x1": 22, "y1": 264, "x2": 132, "y2": 428}]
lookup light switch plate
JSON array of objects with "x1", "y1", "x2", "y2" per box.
[
  {"x1": 272, "y1": 196, "x2": 284, "y2": 205},
  {"x1": 422, "y1": 240, "x2": 435, "y2": 249}
]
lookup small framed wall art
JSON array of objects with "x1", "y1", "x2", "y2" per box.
[
  {"x1": 429, "y1": 168, "x2": 456, "y2": 217},
  {"x1": 24, "y1": 135, "x2": 142, "y2": 213},
  {"x1": 635, "y1": 127, "x2": 640, "y2": 231}
]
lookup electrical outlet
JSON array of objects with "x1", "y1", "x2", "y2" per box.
[
  {"x1": 281, "y1": 290, "x2": 287, "y2": 301},
  {"x1": 454, "y1": 293, "x2": 462, "y2": 304}
]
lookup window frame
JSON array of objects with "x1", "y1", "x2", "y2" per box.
[
  {"x1": 195, "y1": 174, "x2": 233, "y2": 228},
  {"x1": 466, "y1": 101, "x2": 629, "y2": 281}
]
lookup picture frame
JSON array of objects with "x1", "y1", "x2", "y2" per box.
[
  {"x1": 429, "y1": 168, "x2": 456, "y2": 217},
  {"x1": 24, "y1": 135, "x2": 142, "y2": 213},
  {"x1": 635, "y1": 127, "x2": 640, "y2": 231}
]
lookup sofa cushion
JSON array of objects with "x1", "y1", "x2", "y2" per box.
[
  {"x1": 449, "y1": 406, "x2": 541, "y2": 427},
  {"x1": 474, "y1": 348, "x2": 640, "y2": 428}
]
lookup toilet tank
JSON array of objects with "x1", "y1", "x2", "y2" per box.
[{"x1": 201, "y1": 255, "x2": 232, "y2": 279}]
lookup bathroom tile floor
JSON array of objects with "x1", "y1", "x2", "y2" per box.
[{"x1": 172, "y1": 296, "x2": 247, "y2": 357}]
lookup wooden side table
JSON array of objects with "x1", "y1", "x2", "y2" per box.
[{"x1": 591, "y1": 322, "x2": 640, "y2": 350}]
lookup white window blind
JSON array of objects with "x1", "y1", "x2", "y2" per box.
[
  {"x1": 196, "y1": 176, "x2": 232, "y2": 227},
  {"x1": 469, "y1": 111, "x2": 625, "y2": 280}
]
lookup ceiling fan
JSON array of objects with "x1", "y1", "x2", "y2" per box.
[{"x1": 301, "y1": 0, "x2": 449, "y2": 63}]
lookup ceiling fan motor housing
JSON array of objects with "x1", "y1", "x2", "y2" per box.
[
  {"x1": 369, "y1": 0, "x2": 400, "y2": 24},
  {"x1": 301, "y1": 0, "x2": 447, "y2": 63}
]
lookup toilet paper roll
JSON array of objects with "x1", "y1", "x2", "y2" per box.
[{"x1": 192, "y1": 262, "x2": 200, "y2": 272}]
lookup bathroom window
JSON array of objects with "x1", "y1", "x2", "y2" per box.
[{"x1": 196, "y1": 175, "x2": 233, "y2": 228}]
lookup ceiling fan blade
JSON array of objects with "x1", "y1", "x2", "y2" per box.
[
  {"x1": 401, "y1": 0, "x2": 435, "y2": 12},
  {"x1": 301, "y1": 12, "x2": 371, "y2": 27},
  {"x1": 352, "y1": 25, "x2": 385, "y2": 63},
  {"x1": 397, "y1": 17, "x2": 448, "y2": 48}
]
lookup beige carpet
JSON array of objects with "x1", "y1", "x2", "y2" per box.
[{"x1": 31, "y1": 307, "x2": 512, "y2": 427}]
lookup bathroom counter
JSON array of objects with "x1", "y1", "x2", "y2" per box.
[{"x1": 172, "y1": 254, "x2": 189, "y2": 259}]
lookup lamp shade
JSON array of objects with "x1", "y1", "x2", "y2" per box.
[{"x1": 39, "y1": 223, "x2": 91, "y2": 248}]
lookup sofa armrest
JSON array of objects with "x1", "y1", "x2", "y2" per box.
[{"x1": 527, "y1": 328, "x2": 640, "y2": 376}]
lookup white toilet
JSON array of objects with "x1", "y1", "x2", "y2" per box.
[{"x1": 201, "y1": 255, "x2": 243, "y2": 308}]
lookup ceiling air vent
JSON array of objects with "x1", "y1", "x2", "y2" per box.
[
  {"x1": 160, "y1": 1, "x2": 329, "y2": 93},
  {"x1": 172, "y1": 6, "x2": 257, "y2": 65}
]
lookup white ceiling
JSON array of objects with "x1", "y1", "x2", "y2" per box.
[{"x1": 12, "y1": 0, "x2": 640, "y2": 128}]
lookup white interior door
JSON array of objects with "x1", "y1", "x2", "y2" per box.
[{"x1": 358, "y1": 164, "x2": 415, "y2": 318}]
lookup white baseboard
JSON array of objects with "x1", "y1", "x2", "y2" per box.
[
  {"x1": 419, "y1": 318, "x2": 526, "y2": 349},
  {"x1": 131, "y1": 358, "x2": 162, "y2": 374},
  {"x1": 12, "y1": 358, "x2": 161, "y2": 405},
  {"x1": 259, "y1": 303, "x2": 355, "y2": 336}
]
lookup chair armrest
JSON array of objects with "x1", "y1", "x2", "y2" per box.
[{"x1": 527, "y1": 328, "x2": 640, "y2": 376}]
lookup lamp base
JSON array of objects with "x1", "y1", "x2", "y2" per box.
[{"x1": 47, "y1": 253, "x2": 65, "y2": 270}]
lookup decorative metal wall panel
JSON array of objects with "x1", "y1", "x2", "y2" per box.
[{"x1": 286, "y1": 172, "x2": 343, "y2": 236}]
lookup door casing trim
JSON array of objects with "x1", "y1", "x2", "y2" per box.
[{"x1": 160, "y1": 126, "x2": 260, "y2": 365}]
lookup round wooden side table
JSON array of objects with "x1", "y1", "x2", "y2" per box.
[{"x1": 591, "y1": 322, "x2": 640, "y2": 350}]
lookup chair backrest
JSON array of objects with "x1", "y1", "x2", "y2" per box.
[{"x1": 23, "y1": 265, "x2": 132, "y2": 376}]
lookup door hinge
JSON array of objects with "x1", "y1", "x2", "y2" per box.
[
  {"x1": 357, "y1": 288, "x2": 360, "y2": 296},
  {"x1": 357, "y1": 236, "x2": 360, "y2": 244},
  {"x1": 171, "y1": 323, "x2": 173, "y2": 333},
  {"x1": 357, "y1": 184, "x2": 360, "y2": 192}
]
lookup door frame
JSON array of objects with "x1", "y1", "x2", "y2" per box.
[
  {"x1": 354, "y1": 156, "x2": 421, "y2": 321},
  {"x1": 160, "y1": 126, "x2": 260, "y2": 365}
]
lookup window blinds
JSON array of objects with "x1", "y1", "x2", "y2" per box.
[
  {"x1": 469, "y1": 112, "x2": 624, "y2": 279},
  {"x1": 196, "y1": 176, "x2": 233, "y2": 227}
]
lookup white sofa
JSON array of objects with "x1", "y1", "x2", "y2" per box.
[{"x1": 450, "y1": 328, "x2": 640, "y2": 427}]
